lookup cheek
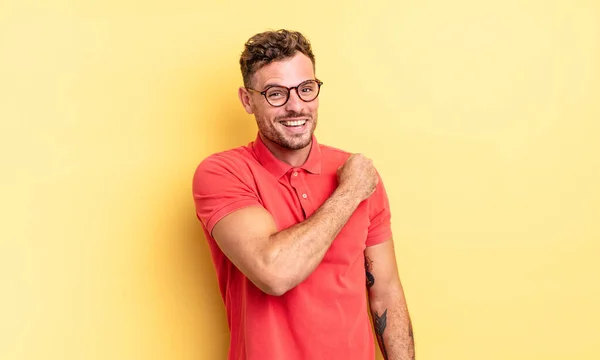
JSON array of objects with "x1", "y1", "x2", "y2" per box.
[
  {"x1": 308, "y1": 100, "x2": 319, "y2": 114},
  {"x1": 254, "y1": 106, "x2": 278, "y2": 124}
]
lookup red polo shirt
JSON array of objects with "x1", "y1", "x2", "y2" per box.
[{"x1": 192, "y1": 133, "x2": 392, "y2": 360}]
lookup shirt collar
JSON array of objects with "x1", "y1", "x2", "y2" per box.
[{"x1": 252, "y1": 133, "x2": 322, "y2": 179}]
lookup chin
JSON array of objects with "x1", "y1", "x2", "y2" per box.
[
  {"x1": 285, "y1": 142, "x2": 310, "y2": 150},
  {"x1": 284, "y1": 134, "x2": 312, "y2": 150}
]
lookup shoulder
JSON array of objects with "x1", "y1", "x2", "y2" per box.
[
  {"x1": 318, "y1": 142, "x2": 384, "y2": 176},
  {"x1": 319, "y1": 141, "x2": 385, "y2": 176},
  {"x1": 318, "y1": 142, "x2": 352, "y2": 166},
  {"x1": 195, "y1": 146, "x2": 250, "y2": 171},
  {"x1": 192, "y1": 145, "x2": 257, "y2": 189}
]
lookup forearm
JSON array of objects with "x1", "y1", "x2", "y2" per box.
[
  {"x1": 264, "y1": 185, "x2": 361, "y2": 290},
  {"x1": 369, "y1": 290, "x2": 415, "y2": 360}
]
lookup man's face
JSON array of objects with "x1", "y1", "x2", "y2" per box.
[{"x1": 240, "y1": 52, "x2": 319, "y2": 151}]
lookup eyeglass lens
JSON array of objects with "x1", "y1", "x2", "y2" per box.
[{"x1": 265, "y1": 81, "x2": 320, "y2": 106}]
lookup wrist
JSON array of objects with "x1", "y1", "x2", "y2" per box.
[{"x1": 333, "y1": 184, "x2": 361, "y2": 208}]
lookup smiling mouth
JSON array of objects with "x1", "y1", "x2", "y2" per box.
[{"x1": 280, "y1": 119, "x2": 307, "y2": 127}]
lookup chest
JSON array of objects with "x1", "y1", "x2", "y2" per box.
[{"x1": 252, "y1": 167, "x2": 370, "y2": 264}]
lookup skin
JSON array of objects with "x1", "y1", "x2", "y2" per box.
[
  {"x1": 212, "y1": 51, "x2": 414, "y2": 358},
  {"x1": 238, "y1": 53, "x2": 318, "y2": 167},
  {"x1": 366, "y1": 241, "x2": 416, "y2": 359}
]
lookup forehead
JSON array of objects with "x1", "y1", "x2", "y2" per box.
[{"x1": 252, "y1": 52, "x2": 315, "y2": 88}]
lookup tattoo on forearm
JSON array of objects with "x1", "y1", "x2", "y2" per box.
[
  {"x1": 365, "y1": 256, "x2": 374, "y2": 289},
  {"x1": 374, "y1": 309, "x2": 388, "y2": 359}
]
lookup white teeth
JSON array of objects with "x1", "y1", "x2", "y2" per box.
[{"x1": 281, "y1": 120, "x2": 306, "y2": 127}]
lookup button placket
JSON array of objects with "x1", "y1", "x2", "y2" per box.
[
  {"x1": 290, "y1": 169, "x2": 311, "y2": 215},
  {"x1": 297, "y1": 173, "x2": 316, "y2": 218}
]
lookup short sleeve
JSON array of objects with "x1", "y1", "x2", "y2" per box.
[
  {"x1": 192, "y1": 154, "x2": 262, "y2": 235},
  {"x1": 365, "y1": 172, "x2": 393, "y2": 247}
]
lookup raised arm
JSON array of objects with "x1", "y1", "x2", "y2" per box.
[
  {"x1": 365, "y1": 239, "x2": 415, "y2": 360},
  {"x1": 208, "y1": 154, "x2": 377, "y2": 296}
]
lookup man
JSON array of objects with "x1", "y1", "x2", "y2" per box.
[{"x1": 192, "y1": 29, "x2": 414, "y2": 360}]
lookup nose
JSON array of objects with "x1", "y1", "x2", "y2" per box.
[{"x1": 284, "y1": 88, "x2": 303, "y2": 113}]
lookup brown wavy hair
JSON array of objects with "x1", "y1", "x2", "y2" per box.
[{"x1": 240, "y1": 29, "x2": 316, "y2": 88}]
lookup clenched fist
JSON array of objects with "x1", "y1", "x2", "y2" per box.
[{"x1": 337, "y1": 154, "x2": 378, "y2": 201}]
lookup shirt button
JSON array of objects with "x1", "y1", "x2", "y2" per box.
[
  {"x1": 302, "y1": 193, "x2": 308, "y2": 199},
  {"x1": 293, "y1": 171, "x2": 298, "y2": 176}
]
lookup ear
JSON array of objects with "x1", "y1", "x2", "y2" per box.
[{"x1": 238, "y1": 87, "x2": 254, "y2": 114}]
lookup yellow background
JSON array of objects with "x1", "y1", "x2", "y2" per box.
[{"x1": 1, "y1": 0, "x2": 599, "y2": 359}]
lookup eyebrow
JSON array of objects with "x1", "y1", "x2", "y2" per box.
[
  {"x1": 262, "y1": 79, "x2": 313, "y2": 90},
  {"x1": 262, "y1": 82, "x2": 283, "y2": 89}
]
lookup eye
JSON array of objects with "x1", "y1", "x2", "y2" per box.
[
  {"x1": 299, "y1": 82, "x2": 317, "y2": 93},
  {"x1": 267, "y1": 88, "x2": 286, "y2": 98}
]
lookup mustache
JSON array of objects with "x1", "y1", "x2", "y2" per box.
[{"x1": 275, "y1": 112, "x2": 312, "y2": 122}]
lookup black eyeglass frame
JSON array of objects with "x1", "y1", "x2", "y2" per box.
[{"x1": 246, "y1": 79, "x2": 324, "y2": 107}]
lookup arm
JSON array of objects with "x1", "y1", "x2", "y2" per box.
[
  {"x1": 209, "y1": 154, "x2": 378, "y2": 296},
  {"x1": 365, "y1": 239, "x2": 415, "y2": 360},
  {"x1": 212, "y1": 185, "x2": 362, "y2": 296}
]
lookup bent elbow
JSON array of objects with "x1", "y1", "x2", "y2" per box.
[
  {"x1": 261, "y1": 283, "x2": 289, "y2": 296},
  {"x1": 259, "y1": 273, "x2": 293, "y2": 296},
  {"x1": 253, "y1": 266, "x2": 294, "y2": 296},
  {"x1": 253, "y1": 247, "x2": 295, "y2": 296}
]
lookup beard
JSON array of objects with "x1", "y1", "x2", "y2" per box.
[{"x1": 256, "y1": 110, "x2": 317, "y2": 150}]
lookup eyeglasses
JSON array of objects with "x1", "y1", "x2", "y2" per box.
[{"x1": 246, "y1": 79, "x2": 323, "y2": 107}]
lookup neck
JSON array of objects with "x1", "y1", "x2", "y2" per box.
[{"x1": 260, "y1": 134, "x2": 312, "y2": 167}]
